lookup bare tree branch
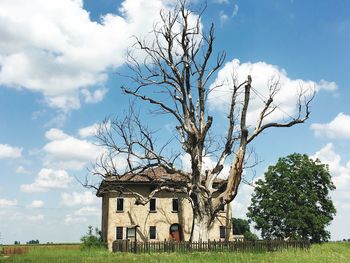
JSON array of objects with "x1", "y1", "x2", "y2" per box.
[{"x1": 90, "y1": 0, "x2": 315, "y2": 241}]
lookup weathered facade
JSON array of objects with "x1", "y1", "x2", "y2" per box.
[{"x1": 97, "y1": 168, "x2": 235, "y2": 250}]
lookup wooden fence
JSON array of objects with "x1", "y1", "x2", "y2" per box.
[{"x1": 112, "y1": 240, "x2": 310, "y2": 253}]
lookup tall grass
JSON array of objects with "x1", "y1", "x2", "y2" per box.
[{"x1": 2, "y1": 242, "x2": 349, "y2": 263}]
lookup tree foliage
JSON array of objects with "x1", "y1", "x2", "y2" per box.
[
  {"x1": 247, "y1": 153, "x2": 336, "y2": 243},
  {"x1": 232, "y1": 218, "x2": 250, "y2": 235},
  {"x1": 80, "y1": 226, "x2": 106, "y2": 250},
  {"x1": 232, "y1": 218, "x2": 258, "y2": 241}
]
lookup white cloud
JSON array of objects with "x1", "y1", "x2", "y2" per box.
[
  {"x1": 232, "y1": 183, "x2": 255, "y2": 219},
  {"x1": 28, "y1": 200, "x2": 44, "y2": 208},
  {"x1": 75, "y1": 206, "x2": 100, "y2": 216},
  {"x1": 218, "y1": 2, "x2": 238, "y2": 25},
  {"x1": 43, "y1": 128, "x2": 104, "y2": 170},
  {"x1": 45, "y1": 113, "x2": 67, "y2": 128},
  {"x1": 180, "y1": 153, "x2": 230, "y2": 178},
  {"x1": 311, "y1": 143, "x2": 350, "y2": 197},
  {"x1": 232, "y1": 4, "x2": 239, "y2": 17},
  {"x1": 219, "y1": 11, "x2": 230, "y2": 25},
  {"x1": 81, "y1": 88, "x2": 108, "y2": 104},
  {"x1": 213, "y1": 0, "x2": 230, "y2": 4},
  {"x1": 0, "y1": 0, "x2": 176, "y2": 112},
  {"x1": 45, "y1": 128, "x2": 69, "y2": 141},
  {"x1": 16, "y1": 165, "x2": 30, "y2": 174},
  {"x1": 317, "y1": 79, "x2": 338, "y2": 91},
  {"x1": 208, "y1": 59, "x2": 337, "y2": 126},
  {"x1": 0, "y1": 211, "x2": 45, "y2": 222},
  {"x1": 20, "y1": 168, "x2": 72, "y2": 192},
  {"x1": 0, "y1": 144, "x2": 22, "y2": 159},
  {"x1": 311, "y1": 143, "x2": 350, "y2": 240},
  {"x1": 64, "y1": 214, "x2": 87, "y2": 224},
  {"x1": 78, "y1": 122, "x2": 110, "y2": 138},
  {"x1": 60, "y1": 191, "x2": 98, "y2": 207},
  {"x1": 311, "y1": 113, "x2": 350, "y2": 139},
  {"x1": 0, "y1": 198, "x2": 18, "y2": 208}
]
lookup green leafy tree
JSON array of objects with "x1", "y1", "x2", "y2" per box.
[
  {"x1": 232, "y1": 218, "x2": 250, "y2": 235},
  {"x1": 247, "y1": 153, "x2": 336, "y2": 243},
  {"x1": 80, "y1": 226, "x2": 106, "y2": 250},
  {"x1": 232, "y1": 218, "x2": 258, "y2": 241}
]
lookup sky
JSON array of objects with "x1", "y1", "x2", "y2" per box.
[{"x1": 0, "y1": 0, "x2": 349, "y2": 244}]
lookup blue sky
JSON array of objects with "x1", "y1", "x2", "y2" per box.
[{"x1": 0, "y1": 0, "x2": 349, "y2": 244}]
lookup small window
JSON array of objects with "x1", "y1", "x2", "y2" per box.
[
  {"x1": 116, "y1": 198, "x2": 124, "y2": 212},
  {"x1": 149, "y1": 198, "x2": 156, "y2": 212},
  {"x1": 127, "y1": 227, "x2": 136, "y2": 239},
  {"x1": 172, "y1": 198, "x2": 179, "y2": 212},
  {"x1": 219, "y1": 226, "x2": 226, "y2": 239},
  {"x1": 220, "y1": 204, "x2": 225, "y2": 212},
  {"x1": 149, "y1": 226, "x2": 156, "y2": 239},
  {"x1": 116, "y1": 227, "x2": 123, "y2": 240}
]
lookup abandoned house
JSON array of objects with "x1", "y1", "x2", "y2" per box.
[{"x1": 96, "y1": 167, "x2": 235, "y2": 250}]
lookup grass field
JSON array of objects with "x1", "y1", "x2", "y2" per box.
[{"x1": 1, "y1": 242, "x2": 349, "y2": 263}]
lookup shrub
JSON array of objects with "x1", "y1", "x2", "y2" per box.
[
  {"x1": 244, "y1": 232, "x2": 258, "y2": 241},
  {"x1": 80, "y1": 226, "x2": 106, "y2": 250}
]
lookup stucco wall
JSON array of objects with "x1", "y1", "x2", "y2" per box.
[{"x1": 101, "y1": 185, "x2": 233, "y2": 250}]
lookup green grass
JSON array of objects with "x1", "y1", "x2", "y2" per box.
[{"x1": 1, "y1": 242, "x2": 349, "y2": 263}]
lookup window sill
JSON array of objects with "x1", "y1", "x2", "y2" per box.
[
  {"x1": 116, "y1": 210, "x2": 124, "y2": 213},
  {"x1": 171, "y1": 211, "x2": 179, "y2": 213},
  {"x1": 149, "y1": 211, "x2": 157, "y2": 213}
]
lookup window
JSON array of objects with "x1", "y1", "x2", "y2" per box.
[
  {"x1": 149, "y1": 198, "x2": 156, "y2": 212},
  {"x1": 219, "y1": 226, "x2": 226, "y2": 239},
  {"x1": 116, "y1": 198, "x2": 124, "y2": 212},
  {"x1": 149, "y1": 226, "x2": 156, "y2": 239},
  {"x1": 127, "y1": 227, "x2": 136, "y2": 239},
  {"x1": 220, "y1": 204, "x2": 225, "y2": 212},
  {"x1": 172, "y1": 198, "x2": 179, "y2": 212},
  {"x1": 116, "y1": 227, "x2": 123, "y2": 240}
]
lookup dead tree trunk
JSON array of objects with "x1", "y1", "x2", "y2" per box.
[{"x1": 93, "y1": 1, "x2": 314, "y2": 242}]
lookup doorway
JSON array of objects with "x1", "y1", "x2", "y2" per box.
[{"x1": 169, "y1": 223, "x2": 183, "y2": 241}]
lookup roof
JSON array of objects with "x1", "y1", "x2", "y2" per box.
[
  {"x1": 110, "y1": 167, "x2": 188, "y2": 183},
  {"x1": 96, "y1": 167, "x2": 188, "y2": 197},
  {"x1": 96, "y1": 167, "x2": 226, "y2": 197}
]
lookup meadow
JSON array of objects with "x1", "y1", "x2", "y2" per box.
[{"x1": 1, "y1": 242, "x2": 349, "y2": 263}]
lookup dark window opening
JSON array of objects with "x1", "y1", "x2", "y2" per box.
[
  {"x1": 220, "y1": 226, "x2": 226, "y2": 239},
  {"x1": 149, "y1": 226, "x2": 156, "y2": 239},
  {"x1": 220, "y1": 204, "x2": 225, "y2": 212},
  {"x1": 116, "y1": 227, "x2": 123, "y2": 240},
  {"x1": 149, "y1": 198, "x2": 156, "y2": 212},
  {"x1": 116, "y1": 198, "x2": 124, "y2": 211},
  {"x1": 172, "y1": 198, "x2": 179, "y2": 212}
]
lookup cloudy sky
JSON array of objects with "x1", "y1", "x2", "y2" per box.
[{"x1": 1, "y1": 0, "x2": 349, "y2": 244}]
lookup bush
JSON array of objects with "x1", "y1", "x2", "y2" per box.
[
  {"x1": 244, "y1": 232, "x2": 258, "y2": 241},
  {"x1": 232, "y1": 217, "x2": 258, "y2": 241},
  {"x1": 80, "y1": 226, "x2": 106, "y2": 250}
]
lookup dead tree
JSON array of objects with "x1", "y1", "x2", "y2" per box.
[{"x1": 93, "y1": 1, "x2": 314, "y2": 242}]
